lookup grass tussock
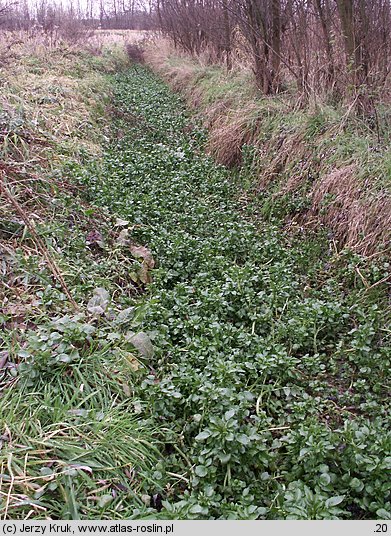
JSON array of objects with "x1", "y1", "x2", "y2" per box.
[
  {"x1": 310, "y1": 166, "x2": 391, "y2": 256},
  {"x1": 206, "y1": 103, "x2": 260, "y2": 167},
  {"x1": 144, "y1": 40, "x2": 391, "y2": 255}
]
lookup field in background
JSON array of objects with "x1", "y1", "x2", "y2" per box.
[
  {"x1": 94, "y1": 29, "x2": 150, "y2": 45},
  {"x1": 0, "y1": 28, "x2": 149, "y2": 57}
]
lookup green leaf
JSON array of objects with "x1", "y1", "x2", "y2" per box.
[
  {"x1": 98, "y1": 494, "x2": 113, "y2": 508},
  {"x1": 195, "y1": 465, "x2": 207, "y2": 477},
  {"x1": 127, "y1": 331, "x2": 154, "y2": 358},
  {"x1": 325, "y1": 495, "x2": 345, "y2": 508},
  {"x1": 350, "y1": 477, "x2": 364, "y2": 491},
  {"x1": 116, "y1": 307, "x2": 135, "y2": 324},
  {"x1": 57, "y1": 353, "x2": 72, "y2": 363},
  {"x1": 87, "y1": 287, "x2": 110, "y2": 315},
  {"x1": 218, "y1": 453, "x2": 231, "y2": 464},
  {"x1": 376, "y1": 509, "x2": 391, "y2": 520},
  {"x1": 195, "y1": 430, "x2": 211, "y2": 441},
  {"x1": 189, "y1": 504, "x2": 203, "y2": 514},
  {"x1": 237, "y1": 434, "x2": 250, "y2": 445},
  {"x1": 320, "y1": 473, "x2": 331, "y2": 486},
  {"x1": 224, "y1": 409, "x2": 235, "y2": 420}
]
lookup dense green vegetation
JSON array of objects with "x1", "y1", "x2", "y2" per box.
[{"x1": 2, "y1": 65, "x2": 390, "y2": 520}]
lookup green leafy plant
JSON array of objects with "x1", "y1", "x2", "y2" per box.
[{"x1": 2, "y1": 64, "x2": 389, "y2": 521}]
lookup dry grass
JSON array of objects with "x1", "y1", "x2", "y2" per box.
[
  {"x1": 0, "y1": 30, "x2": 133, "y2": 171},
  {"x1": 93, "y1": 29, "x2": 150, "y2": 46},
  {"x1": 310, "y1": 166, "x2": 391, "y2": 256},
  {"x1": 258, "y1": 132, "x2": 311, "y2": 191},
  {"x1": 1, "y1": 33, "x2": 111, "y2": 172},
  {"x1": 206, "y1": 103, "x2": 260, "y2": 166}
]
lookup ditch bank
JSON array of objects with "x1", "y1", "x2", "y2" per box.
[
  {"x1": 144, "y1": 45, "x2": 391, "y2": 257},
  {"x1": 1, "y1": 57, "x2": 390, "y2": 519}
]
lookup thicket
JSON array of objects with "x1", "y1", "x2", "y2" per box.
[
  {"x1": 155, "y1": 0, "x2": 391, "y2": 112},
  {"x1": 0, "y1": 0, "x2": 153, "y2": 35},
  {"x1": 3, "y1": 0, "x2": 391, "y2": 113}
]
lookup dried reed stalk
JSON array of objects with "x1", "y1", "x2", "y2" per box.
[{"x1": 0, "y1": 172, "x2": 78, "y2": 310}]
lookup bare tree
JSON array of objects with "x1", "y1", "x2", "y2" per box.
[{"x1": 154, "y1": 0, "x2": 390, "y2": 106}]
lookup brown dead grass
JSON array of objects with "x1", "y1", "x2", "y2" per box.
[
  {"x1": 258, "y1": 132, "x2": 311, "y2": 191},
  {"x1": 206, "y1": 103, "x2": 260, "y2": 166},
  {"x1": 310, "y1": 166, "x2": 391, "y2": 255},
  {"x1": 0, "y1": 34, "x2": 113, "y2": 174},
  {"x1": 93, "y1": 29, "x2": 150, "y2": 46}
]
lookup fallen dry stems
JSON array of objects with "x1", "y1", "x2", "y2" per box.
[{"x1": 0, "y1": 171, "x2": 79, "y2": 310}]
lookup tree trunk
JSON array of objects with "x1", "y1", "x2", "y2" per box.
[
  {"x1": 270, "y1": 0, "x2": 281, "y2": 92},
  {"x1": 336, "y1": 0, "x2": 357, "y2": 83},
  {"x1": 222, "y1": 0, "x2": 232, "y2": 71},
  {"x1": 313, "y1": 0, "x2": 334, "y2": 85}
]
